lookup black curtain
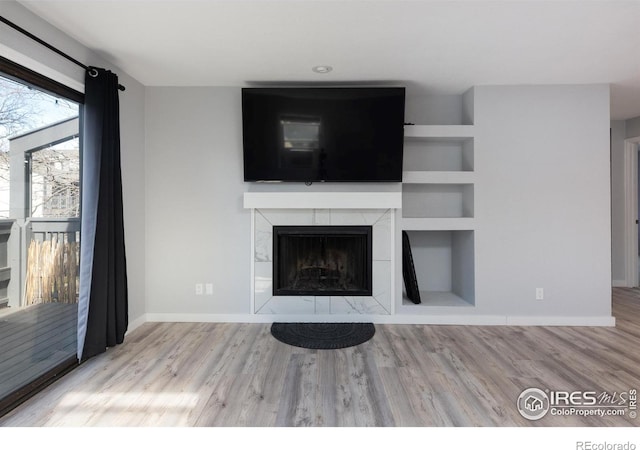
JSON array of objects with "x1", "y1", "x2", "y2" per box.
[{"x1": 77, "y1": 67, "x2": 128, "y2": 361}]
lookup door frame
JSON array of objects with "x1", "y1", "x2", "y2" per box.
[{"x1": 623, "y1": 136, "x2": 640, "y2": 287}]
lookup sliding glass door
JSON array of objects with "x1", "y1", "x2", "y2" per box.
[{"x1": 0, "y1": 69, "x2": 82, "y2": 414}]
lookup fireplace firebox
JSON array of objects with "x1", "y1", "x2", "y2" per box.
[{"x1": 273, "y1": 226, "x2": 372, "y2": 296}]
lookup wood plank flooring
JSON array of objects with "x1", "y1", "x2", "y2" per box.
[
  {"x1": 1, "y1": 289, "x2": 639, "y2": 426},
  {"x1": 0, "y1": 303, "x2": 77, "y2": 401}
]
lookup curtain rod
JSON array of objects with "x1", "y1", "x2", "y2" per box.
[{"x1": 0, "y1": 15, "x2": 125, "y2": 91}]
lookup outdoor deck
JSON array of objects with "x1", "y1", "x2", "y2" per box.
[{"x1": 0, "y1": 303, "x2": 77, "y2": 400}]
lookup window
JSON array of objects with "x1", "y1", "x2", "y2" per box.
[
  {"x1": 0, "y1": 58, "x2": 83, "y2": 416},
  {"x1": 30, "y1": 136, "x2": 80, "y2": 218}
]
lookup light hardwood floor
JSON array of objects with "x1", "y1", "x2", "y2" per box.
[{"x1": 1, "y1": 288, "x2": 639, "y2": 426}]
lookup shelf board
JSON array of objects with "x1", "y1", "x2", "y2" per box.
[
  {"x1": 401, "y1": 291, "x2": 474, "y2": 308},
  {"x1": 403, "y1": 171, "x2": 474, "y2": 184},
  {"x1": 404, "y1": 125, "x2": 474, "y2": 140},
  {"x1": 401, "y1": 217, "x2": 476, "y2": 230},
  {"x1": 243, "y1": 192, "x2": 402, "y2": 209}
]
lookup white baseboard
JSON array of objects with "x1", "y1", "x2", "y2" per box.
[
  {"x1": 612, "y1": 279, "x2": 628, "y2": 287},
  {"x1": 374, "y1": 314, "x2": 506, "y2": 325},
  {"x1": 145, "y1": 313, "x2": 273, "y2": 323},
  {"x1": 140, "y1": 313, "x2": 616, "y2": 327},
  {"x1": 505, "y1": 315, "x2": 616, "y2": 327},
  {"x1": 126, "y1": 314, "x2": 148, "y2": 334}
]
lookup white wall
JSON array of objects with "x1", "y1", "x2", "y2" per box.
[
  {"x1": 0, "y1": 4, "x2": 614, "y2": 325},
  {"x1": 0, "y1": 1, "x2": 147, "y2": 326},
  {"x1": 627, "y1": 116, "x2": 640, "y2": 139},
  {"x1": 118, "y1": 74, "x2": 146, "y2": 325},
  {"x1": 610, "y1": 120, "x2": 627, "y2": 285},
  {"x1": 144, "y1": 84, "x2": 612, "y2": 321},
  {"x1": 609, "y1": 115, "x2": 640, "y2": 287},
  {"x1": 144, "y1": 88, "x2": 406, "y2": 317},
  {"x1": 474, "y1": 85, "x2": 611, "y2": 317},
  {"x1": 145, "y1": 88, "x2": 250, "y2": 315}
]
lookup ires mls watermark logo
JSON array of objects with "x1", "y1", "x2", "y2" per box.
[
  {"x1": 517, "y1": 387, "x2": 637, "y2": 421},
  {"x1": 517, "y1": 388, "x2": 551, "y2": 420}
]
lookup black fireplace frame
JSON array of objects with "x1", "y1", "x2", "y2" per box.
[{"x1": 272, "y1": 225, "x2": 373, "y2": 296}]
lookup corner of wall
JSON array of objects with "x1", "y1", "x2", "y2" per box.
[
  {"x1": 626, "y1": 116, "x2": 640, "y2": 139},
  {"x1": 1, "y1": 1, "x2": 149, "y2": 325}
]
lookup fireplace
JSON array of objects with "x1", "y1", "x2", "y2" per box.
[{"x1": 273, "y1": 225, "x2": 372, "y2": 296}]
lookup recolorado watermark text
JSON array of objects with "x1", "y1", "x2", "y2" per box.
[{"x1": 576, "y1": 442, "x2": 636, "y2": 450}]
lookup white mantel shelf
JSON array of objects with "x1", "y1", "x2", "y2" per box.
[{"x1": 243, "y1": 192, "x2": 402, "y2": 209}]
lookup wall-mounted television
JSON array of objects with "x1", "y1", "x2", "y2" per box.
[{"x1": 242, "y1": 87, "x2": 405, "y2": 182}]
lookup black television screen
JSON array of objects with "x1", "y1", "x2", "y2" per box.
[{"x1": 242, "y1": 87, "x2": 405, "y2": 182}]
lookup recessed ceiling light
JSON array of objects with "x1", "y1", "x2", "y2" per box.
[{"x1": 312, "y1": 65, "x2": 333, "y2": 74}]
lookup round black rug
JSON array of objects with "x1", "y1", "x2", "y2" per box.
[{"x1": 270, "y1": 322, "x2": 375, "y2": 350}]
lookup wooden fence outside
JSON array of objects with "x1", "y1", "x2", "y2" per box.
[{"x1": 24, "y1": 235, "x2": 79, "y2": 305}]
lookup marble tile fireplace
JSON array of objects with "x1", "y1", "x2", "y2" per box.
[{"x1": 244, "y1": 192, "x2": 400, "y2": 317}]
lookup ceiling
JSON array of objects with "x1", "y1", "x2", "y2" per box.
[{"x1": 18, "y1": 0, "x2": 640, "y2": 120}]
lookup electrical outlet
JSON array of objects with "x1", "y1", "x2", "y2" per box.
[
  {"x1": 205, "y1": 283, "x2": 213, "y2": 295},
  {"x1": 195, "y1": 283, "x2": 203, "y2": 295},
  {"x1": 535, "y1": 288, "x2": 544, "y2": 300}
]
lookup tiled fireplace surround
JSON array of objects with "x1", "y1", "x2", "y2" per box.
[{"x1": 244, "y1": 192, "x2": 400, "y2": 318}]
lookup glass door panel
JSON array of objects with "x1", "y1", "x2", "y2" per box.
[{"x1": 0, "y1": 73, "x2": 80, "y2": 410}]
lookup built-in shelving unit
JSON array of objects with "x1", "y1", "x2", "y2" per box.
[
  {"x1": 400, "y1": 229, "x2": 475, "y2": 308},
  {"x1": 402, "y1": 183, "x2": 474, "y2": 218},
  {"x1": 399, "y1": 119, "x2": 476, "y2": 311}
]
